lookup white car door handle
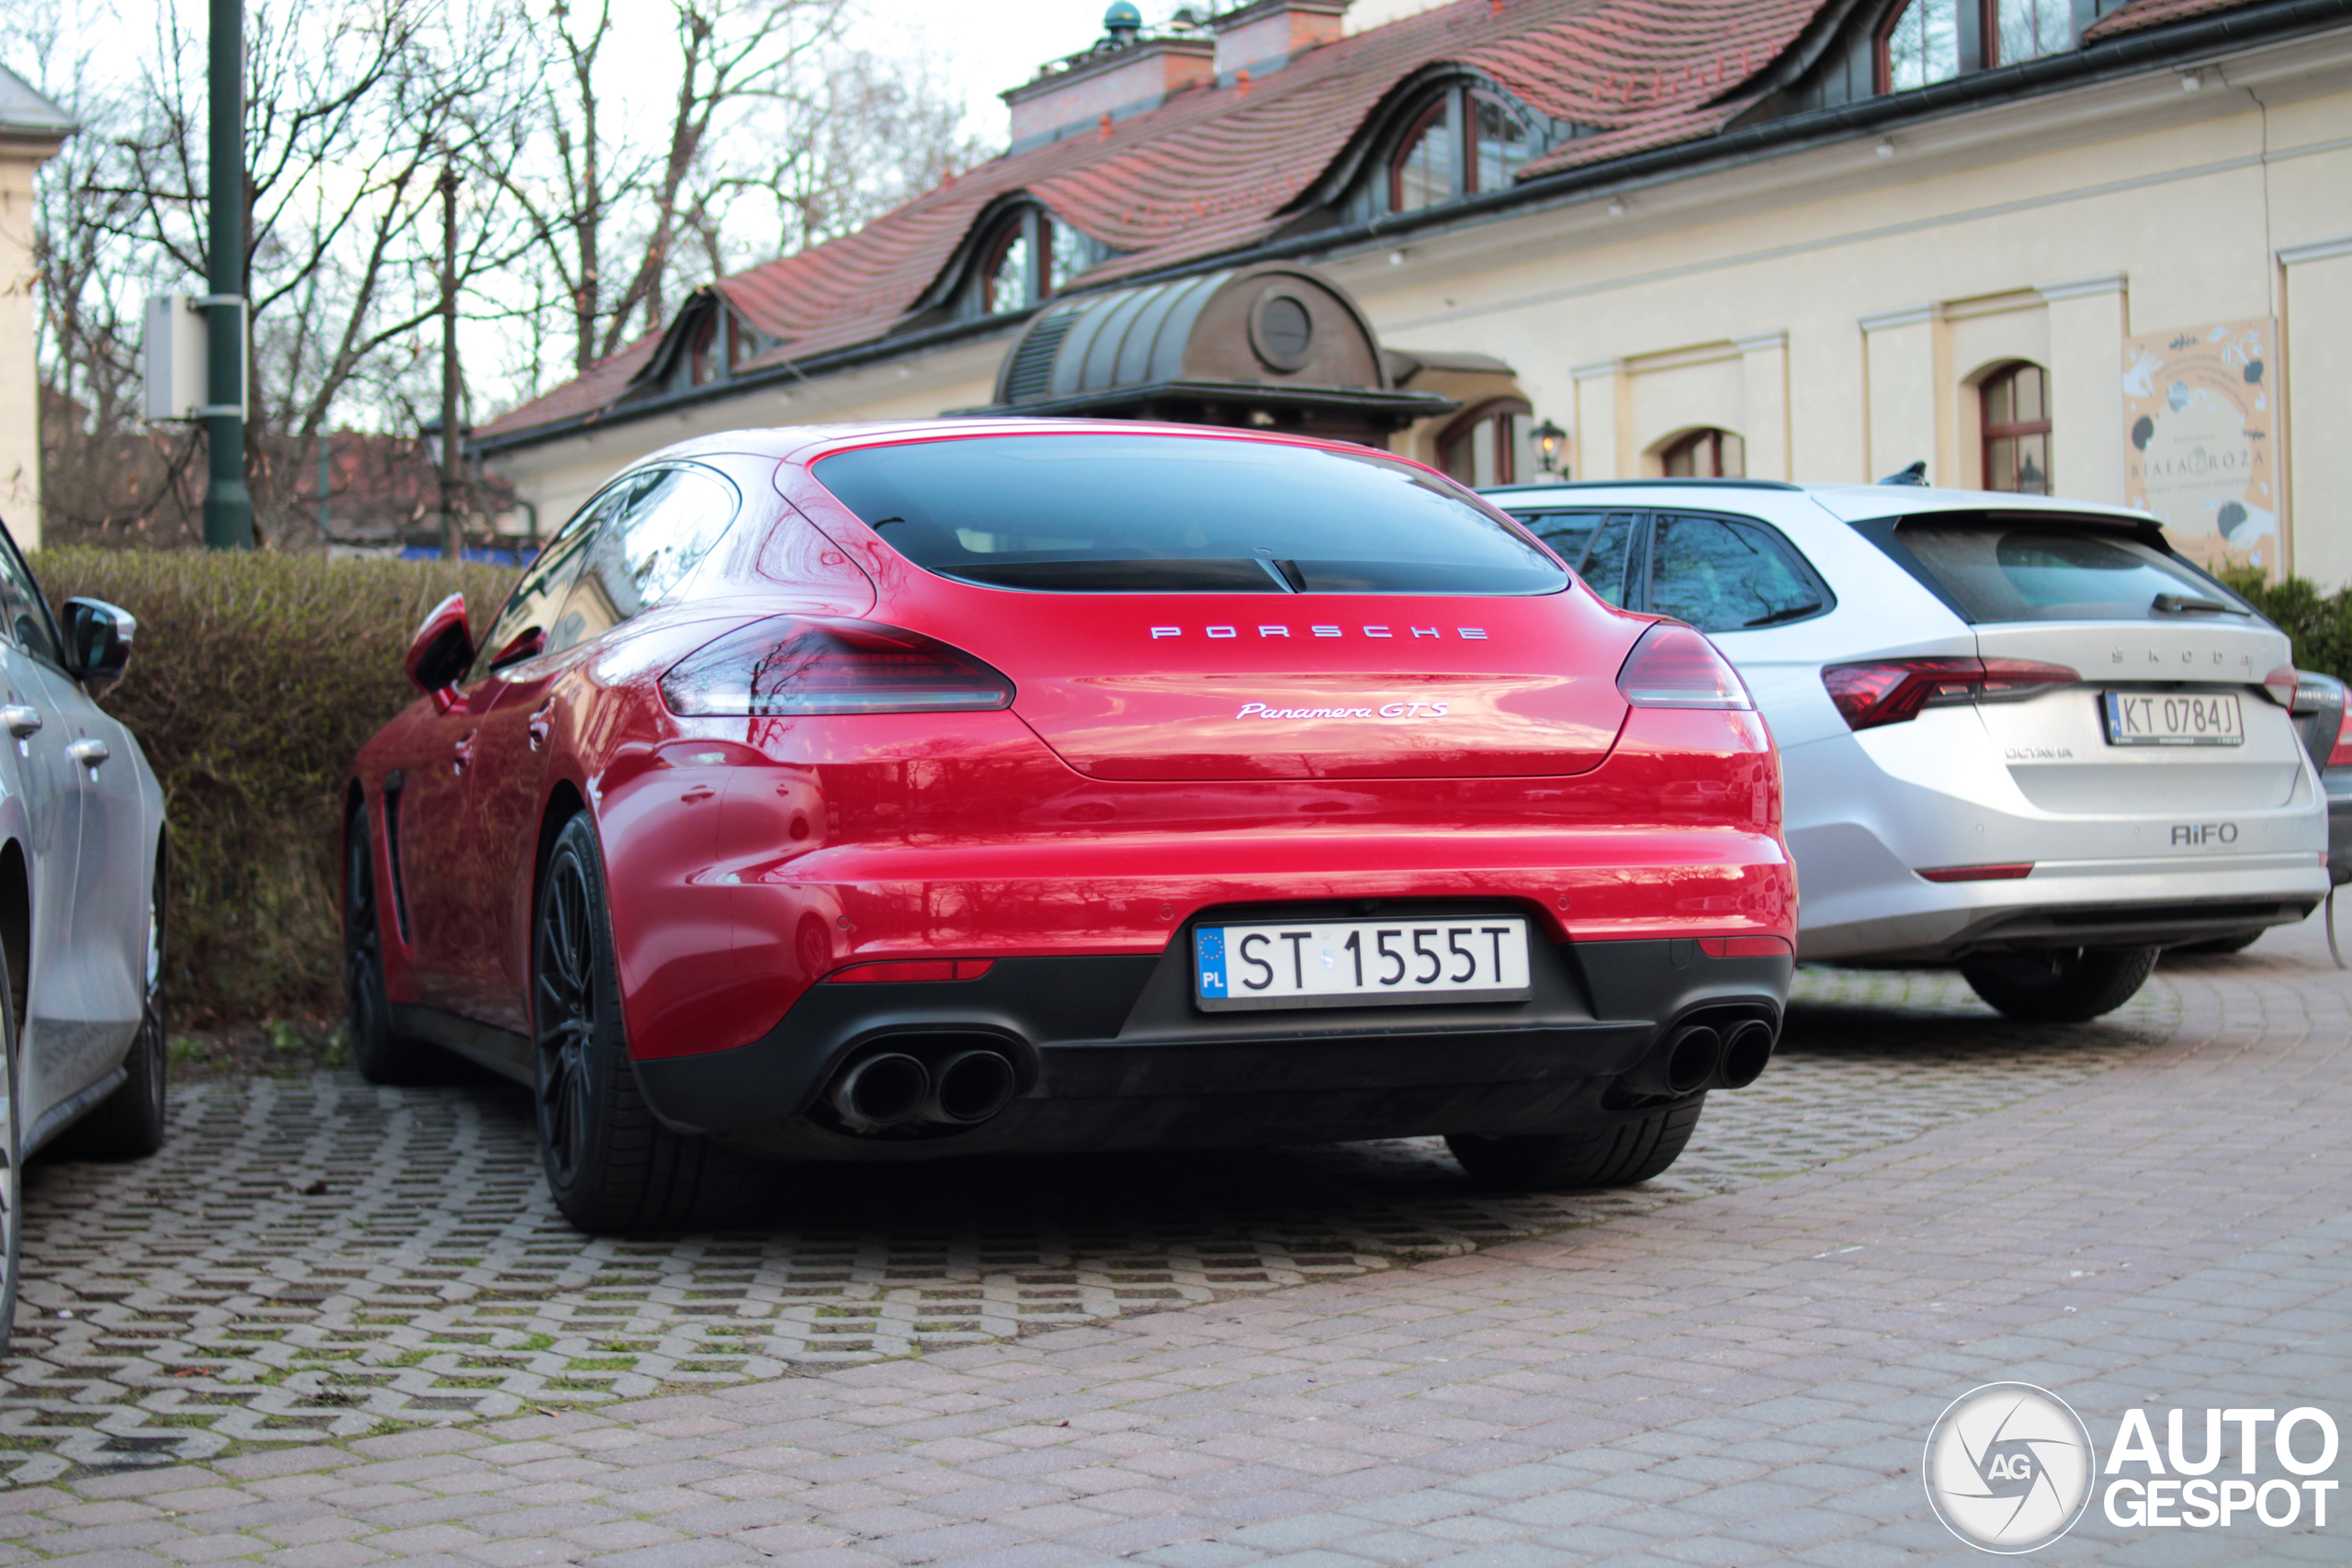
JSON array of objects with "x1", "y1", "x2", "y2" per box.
[
  {"x1": 67, "y1": 738, "x2": 109, "y2": 768},
  {"x1": 1, "y1": 705, "x2": 39, "y2": 739}
]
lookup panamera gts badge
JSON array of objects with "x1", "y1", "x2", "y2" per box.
[
  {"x1": 1236, "y1": 701, "x2": 1453, "y2": 720},
  {"x1": 1150, "y1": 625, "x2": 1488, "y2": 640}
]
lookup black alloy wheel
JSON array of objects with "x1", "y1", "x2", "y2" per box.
[
  {"x1": 344, "y1": 809, "x2": 433, "y2": 1085},
  {"x1": 534, "y1": 826, "x2": 600, "y2": 1199},
  {"x1": 54, "y1": 851, "x2": 169, "y2": 1159},
  {"x1": 532, "y1": 813, "x2": 755, "y2": 1233},
  {"x1": 1960, "y1": 945, "x2": 2161, "y2": 1023}
]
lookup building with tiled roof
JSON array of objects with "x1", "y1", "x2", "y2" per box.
[
  {"x1": 479, "y1": 0, "x2": 2352, "y2": 584},
  {"x1": 1, "y1": 63, "x2": 75, "y2": 550}
]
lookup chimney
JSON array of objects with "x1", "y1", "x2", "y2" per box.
[
  {"x1": 1211, "y1": 0, "x2": 1349, "y2": 85},
  {"x1": 1003, "y1": 5, "x2": 1216, "y2": 152}
]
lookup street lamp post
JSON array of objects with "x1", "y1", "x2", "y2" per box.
[{"x1": 204, "y1": 0, "x2": 252, "y2": 549}]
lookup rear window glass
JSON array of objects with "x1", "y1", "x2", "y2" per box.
[
  {"x1": 813, "y1": 434, "x2": 1566, "y2": 595},
  {"x1": 1882, "y1": 515, "x2": 2250, "y2": 625}
]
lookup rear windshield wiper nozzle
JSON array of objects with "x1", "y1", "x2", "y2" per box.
[{"x1": 2153, "y1": 592, "x2": 2247, "y2": 615}]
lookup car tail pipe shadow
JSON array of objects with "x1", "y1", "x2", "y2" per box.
[
  {"x1": 824, "y1": 1033, "x2": 1026, "y2": 1134},
  {"x1": 1623, "y1": 1011, "x2": 1779, "y2": 1098}
]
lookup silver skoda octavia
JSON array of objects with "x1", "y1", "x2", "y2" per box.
[
  {"x1": 0, "y1": 519, "x2": 168, "y2": 1351},
  {"x1": 1487, "y1": 479, "x2": 2328, "y2": 1021}
]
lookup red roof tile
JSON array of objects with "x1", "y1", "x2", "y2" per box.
[{"x1": 481, "y1": 0, "x2": 2273, "y2": 443}]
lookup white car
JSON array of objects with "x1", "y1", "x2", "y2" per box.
[
  {"x1": 1486, "y1": 478, "x2": 2328, "y2": 1021},
  {"x1": 0, "y1": 518, "x2": 169, "y2": 1352}
]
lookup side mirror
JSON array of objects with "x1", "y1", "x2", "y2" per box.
[
  {"x1": 61, "y1": 597, "x2": 135, "y2": 684},
  {"x1": 405, "y1": 592, "x2": 475, "y2": 695}
]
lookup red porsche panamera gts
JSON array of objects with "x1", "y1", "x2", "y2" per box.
[{"x1": 344, "y1": 422, "x2": 1794, "y2": 1232}]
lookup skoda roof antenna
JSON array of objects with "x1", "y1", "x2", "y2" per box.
[{"x1": 1880, "y1": 459, "x2": 1928, "y2": 486}]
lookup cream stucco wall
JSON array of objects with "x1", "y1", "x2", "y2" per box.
[
  {"x1": 485, "y1": 27, "x2": 2352, "y2": 583},
  {"x1": 0, "y1": 144, "x2": 51, "y2": 551}
]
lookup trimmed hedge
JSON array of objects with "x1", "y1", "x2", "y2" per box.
[
  {"x1": 2217, "y1": 568, "x2": 2352, "y2": 685},
  {"x1": 38, "y1": 550, "x2": 516, "y2": 1024}
]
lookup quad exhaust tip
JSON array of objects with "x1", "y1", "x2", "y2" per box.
[
  {"x1": 1717, "y1": 1020, "x2": 1776, "y2": 1089},
  {"x1": 1624, "y1": 1024, "x2": 1719, "y2": 1099},
  {"x1": 922, "y1": 1049, "x2": 1018, "y2": 1125},
  {"x1": 831, "y1": 1052, "x2": 930, "y2": 1131},
  {"x1": 1624, "y1": 1017, "x2": 1779, "y2": 1099},
  {"x1": 829, "y1": 1044, "x2": 1021, "y2": 1133}
]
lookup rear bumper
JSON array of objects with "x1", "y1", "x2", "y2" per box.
[
  {"x1": 1797, "y1": 855, "x2": 2328, "y2": 960},
  {"x1": 633, "y1": 928, "x2": 1792, "y2": 1161}
]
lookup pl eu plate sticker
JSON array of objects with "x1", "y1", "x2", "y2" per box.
[{"x1": 1195, "y1": 927, "x2": 1227, "y2": 998}]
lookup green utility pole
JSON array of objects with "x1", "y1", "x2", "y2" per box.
[{"x1": 204, "y1": 0, "x2": 253, "y2": 549}]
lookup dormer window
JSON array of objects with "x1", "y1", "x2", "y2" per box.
[
  {"x1": 1990, "y1": 0, "x2": 2072, "y2": 66},
  {"x1": 977, "y1": 207, "x2": 1105, "y2": 315},
  {"x1": 1388, "y1": 85, "x2": 1534, "y2": 215},
  {"x1": 685, "y1": 310, "x2": 758, "y2": 387},
  {"x1": 1876, "y1": 0, "x2": 2075, "y2": 94},
  {"x1": 1879, "y1": 0, "x2": 1961, "y2": 92}
]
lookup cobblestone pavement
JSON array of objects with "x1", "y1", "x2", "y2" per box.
[{"x1": 3, "y1": 918, "x2": 2346, "y2": 1565}]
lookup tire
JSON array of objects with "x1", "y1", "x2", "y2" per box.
[
  {"x1": 344, "y1": 807, "x2": 438, "y2": 1086},
  {"x1": 0, "y1": 926, "x2": 22, "y2": 1356},
  {"x1": 50, "y1": 851, "x2": 168, "y2": 1159},
  {"x1": 1960, "y1": 945, "x2": 2161, "y2": 1023},
  {"x1": 534, "y1": 813, "x2": 761, "y2": 1233},
  {"x1": 2170, "y1": 931, "x2": 2262, "y2": 956},
  {"x1": 1446, "y1": 1097, "x2": 1705, "y2": 1190}
]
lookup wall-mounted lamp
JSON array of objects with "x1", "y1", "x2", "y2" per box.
[{"x1": 1532, "y1": 418, "x2": 1567, "y2": 474}]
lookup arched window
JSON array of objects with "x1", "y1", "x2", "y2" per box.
[
  {"x1": 977, "y1": 207, "x2": 1102, "y2": 315},
  {"x1": 1661, "y1": 428, "x2": 1745, "y2": 479},
  {"x1": 1982, "y1": 362, "x2": 2051, "y2": 493},
  {"x1": 1439, "y1": 397, "x2": 1532, "y2": 488},
  {"x1": 1388, "y1": 86, "x2": 1533, "y2": 214},
  {"x1": 1878, "y1": 0, "x2": 1961, "y2": 93}
]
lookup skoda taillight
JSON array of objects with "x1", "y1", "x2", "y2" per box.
[
  {"x1": 1615, "y1": 623, "x2": 1752, "y2": 709},
  {"x1": 662, "y1": 617, "x2": 1014, "y2": 716},
  {"x1": 1820, "y1": 657, "x2": 2078, "y2": 732},
  {"x1": 2329, "y1": 706, "x2": 2352, "y2": 770}
]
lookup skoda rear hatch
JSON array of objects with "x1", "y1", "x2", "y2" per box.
[
  {"x1": 1823, "y1": 501, "x2": 2305, "y2": 817},
  {"x1": 808, "y1": 431, "x2": 1640, "y2": 781}
]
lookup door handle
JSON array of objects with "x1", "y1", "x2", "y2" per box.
[
  {"x1": 2, "y1": 705, "x2": 40, "y2": 739},
  {"x1": 527, "y1": 704, "x2": 554, "y2": 751},
  {"x1": 67, "y1": 738, "x2": 108, "y2": 769},
  {"x1": 452, "y1": 730, "x2": 476, "y2": 773}
]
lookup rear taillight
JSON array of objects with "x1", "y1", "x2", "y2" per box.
[
  {"x1": 1616, "y1": 623, "x2": 1751, "y2": 709},
  {"x1": 2262, "y1": 665, "x2": 2300, "y2": 707},
  {"x1": 1820, "y1": 658, "x2": 2078, "y2": 731},
  {"x1": 2329, "y1": 707, "x2": 2352, "y2": 769},
  {"x1": 662, "y1": 617, "x2": 1014, "y2": 716}
]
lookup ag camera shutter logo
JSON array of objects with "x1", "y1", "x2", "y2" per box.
[{"x1": 1924, "y1": 1382, "x2": 2098, "y2": 1553}]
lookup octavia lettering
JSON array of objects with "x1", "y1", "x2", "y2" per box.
[{"x1": 1236, "y1": 701, "x2": 1453, "y2": 720}]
